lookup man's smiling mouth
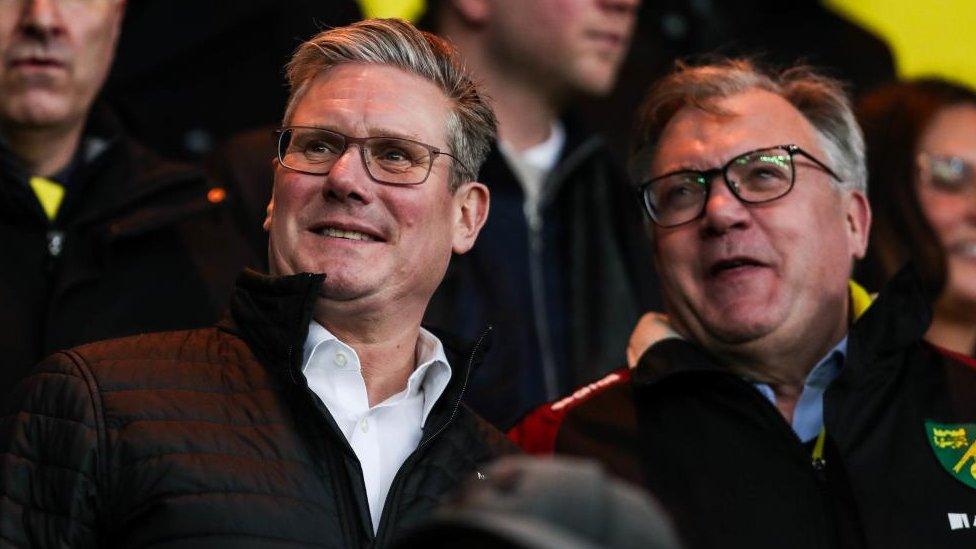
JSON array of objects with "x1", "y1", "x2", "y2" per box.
[{"x1": 313, "y1": 227, "x2": 380, "y2": 242}]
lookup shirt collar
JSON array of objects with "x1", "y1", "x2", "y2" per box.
[
  {"x1": 806, "y1": 337, "x2": 847, "y2": 389},
  {"x1": 302, "y1": 321, "x2": 452, "y2": 424},
  {"x1": 499, "y1": 120, "x2": 566, "y2": 173},
  {"x1": 750, "y1": 336, "x2": 847, "y2": 442}
]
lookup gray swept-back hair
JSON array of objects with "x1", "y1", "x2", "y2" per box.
[
  {"x1": 283, "y1": 18, "x2": 496, "y2": 190},
  {"x1": 630, "y1": 59, "x2": 867, "y2": 195}
]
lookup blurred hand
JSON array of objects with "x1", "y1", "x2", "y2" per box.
[{"x1": 627, "y1": 312, "x2": 681, "y2": 368}]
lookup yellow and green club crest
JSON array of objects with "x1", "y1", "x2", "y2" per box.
[{"x1": 927, "y1": 421, "x2": 976, "y2": 490}]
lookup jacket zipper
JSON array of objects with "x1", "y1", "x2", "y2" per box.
[
  {"x1": 371, "y1": 326, "x2": 490, "y2": 546},
  {"x1": 520, "y1": 135, "x2": 603, "y2": 400},
  {"x1": 526, "y1": 201, "x2": 559, "y2": 400}
]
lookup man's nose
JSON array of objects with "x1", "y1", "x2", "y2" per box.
[
  {"x1": 19, "y1": 0, "x2": 65, "y2": 38},
  {"x1": 700, "y1": 176, "x2": 751, "y2": 235},
  {"x1": 322, "y1": 145, "x2": 374, "y2": 204}
]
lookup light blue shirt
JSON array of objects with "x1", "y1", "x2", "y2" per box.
[{"x1": 751, "y1": 337, "x2": 847, "y2": 442}]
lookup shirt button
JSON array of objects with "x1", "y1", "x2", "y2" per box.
[
  {"x1": 360, "y1": 418, "x2": 369, "y2": 433},
  {"x1": 334, "y1": 352, "x2": 348, "y2": 368}
]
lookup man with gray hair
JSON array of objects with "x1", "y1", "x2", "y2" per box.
[
  {"x1": 0, "y1": 19, "x2": 515, "y2": 547},
  {"x1": 511, "y1": 59, "x2": 976, "y2": 547}
]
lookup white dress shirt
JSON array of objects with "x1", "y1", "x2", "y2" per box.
[{"x1": 300, "y1": 321, "x2": 452, "y2": 533}]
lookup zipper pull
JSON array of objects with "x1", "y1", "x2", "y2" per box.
[
  {"x1": 811, "y1": 428, "x2": 828, "y2": 482},
  {"x1": 46, "y1": 230, "x2": 65, "y2": 261}
]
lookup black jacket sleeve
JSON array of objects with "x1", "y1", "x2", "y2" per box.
[{"x1": 0, "y1": 351, "x2": 102, "y2": 548}]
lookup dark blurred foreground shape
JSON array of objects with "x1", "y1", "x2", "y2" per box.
[{"x1": 394, "y1": 456, "x2": 683, "y2": 549}]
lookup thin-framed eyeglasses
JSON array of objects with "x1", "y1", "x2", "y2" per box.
[
  {"x1": 637, "y1": 144, "x2": 843, "y2": 228},
  {"x1": 275, "y1": 126, "x2": 470, "y2": 185},
  {"x1": 917, "y1": 153, "x2": 976, "y2": 197}
]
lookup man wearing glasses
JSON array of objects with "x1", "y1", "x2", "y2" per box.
[
  {"x1": 0, "y1": 19, "x2": 514, "y2": 547},
  {"x1": 511, "y1": 59, "x2": 976, "y2": 547}
]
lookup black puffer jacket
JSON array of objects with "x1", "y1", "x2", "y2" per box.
[
  {"x1": 0, "y1": 270, "x2": 517, "y2": 548},
  {"x1": 0, "y1": 105, "x2": 256, "y2": 397}
]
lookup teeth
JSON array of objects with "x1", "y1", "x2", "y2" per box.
[{"x1": 318, "y1": 227, "x2": 374, "y2": 241}]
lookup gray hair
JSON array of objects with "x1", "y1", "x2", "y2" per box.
[
  {"x1": 283, "y1": 18, "x2": 497, "y2": 190},
  {"x1": 630, "y1": 59, "x2": 867, "y2": 195}
]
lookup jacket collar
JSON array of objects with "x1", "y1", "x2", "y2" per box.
[
  {"x1": 632, "y1": 265, "x2": 932, "y2": 388},
  {"x1": 220, "y1": 269, "x2": 321, "y2": 384},
  {"x1": 844, "y1": 263, "x2": 932, "y2": 384},
  {"x1": 220, "y1": 269, "x2": 490, "y2": 421}
]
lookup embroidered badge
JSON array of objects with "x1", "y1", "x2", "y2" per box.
[{"x1": 926, "y1": 421, "x2": 976, "y2": 490}]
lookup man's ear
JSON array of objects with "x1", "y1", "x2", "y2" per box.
[
  {"x1": 452, "y1": 181, "x2": 490, "y2": 254},
  {"x1": 450, "y1": 0, "x2": 491, "y2": 25},
  {"x1": 264, "y1": 159, "x2": 282, "y2": 232},
  {"x1": 845, "y1": 189, "x2": 872, "y2": 260}
]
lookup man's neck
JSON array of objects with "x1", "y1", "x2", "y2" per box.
[
  {"x1": 314, "y1": 303, "x2": 423, "y2": 407},
  {"x1": 448, "y1": 31, "x2": 561, "y2": 151},
  {"x1": 0, "y1": 118, "x2": 85, "y2": 178},
  {"x1": 488, "y1": 76, "x2": 560, "y2": 152},
  {"x1": 721, "y1": 315, "x2": 848, "y2": 424}
]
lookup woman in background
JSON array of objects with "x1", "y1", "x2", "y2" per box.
[{"x1": 857, "y1": 79, "x2": 976, "y2": 356}]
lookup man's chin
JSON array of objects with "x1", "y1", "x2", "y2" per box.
[
  {"x1": 2, "y1": 95, "x2": 76, "y2": 129},
  {"x1": 699, "y1": 310, "x2": 778, "y2": 346},
  {"x1": 315, "y1": 277, "x2": 369, "y2": 302}
]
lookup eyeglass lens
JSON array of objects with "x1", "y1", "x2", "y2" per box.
[
  {"x1": 280, "y1": 127, "x2": 434, "y2": 184},
  {"x1": 925, "y1": 155, "x2": 976, "y2": 194},
  {"x1": 645, "y1": 147, "x2": 794, "y2": 227}
]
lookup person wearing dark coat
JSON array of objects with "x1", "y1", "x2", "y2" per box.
[
  {"x1": 0, "y1": 19, "x2": 516, "y2": 547},
  {"x1": 421, "y1": 0, "x2": 661, "y2": 430},
  {"x1": 0, "y1": 0, "x2": 255, "y2": 396},
  {"x1": 512, "y1": 59, "x2": 976, "y2": 547}
]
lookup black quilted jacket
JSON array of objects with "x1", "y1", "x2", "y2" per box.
[{"x1": 0, "y1": 270, "x2": 517, "y2": 548}]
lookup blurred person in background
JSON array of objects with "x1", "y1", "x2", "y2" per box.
[
  {"x1": 856, "y1": 79, "x2": 976, "y2": 357},
  {"x1": 421, "y1": 0, "x2": 661, "y2": 429},
  {"x1": 0, "y1": 0, "x2": 254, "y2": 396}
]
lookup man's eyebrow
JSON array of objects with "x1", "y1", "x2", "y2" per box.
[
  {"x1": 365, "y1": 127, "x2": 426, "y2": 142},
  {"x1": 296, "y1": 124, "x2": 426, "y2": 142},
  {"x1": 656, "y1": 163, "x2": 709, "y2": 175}
]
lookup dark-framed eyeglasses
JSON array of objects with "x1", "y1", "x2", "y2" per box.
[
  {"x1": 918, "y1": 153, "x2": 976, "y2": 196},
  {"x1": 275, "y1": 126, "x2": 469, "y2": 185},
  {"x1": 637, "y1": 144, "x2": 843, "y2": 228}
]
